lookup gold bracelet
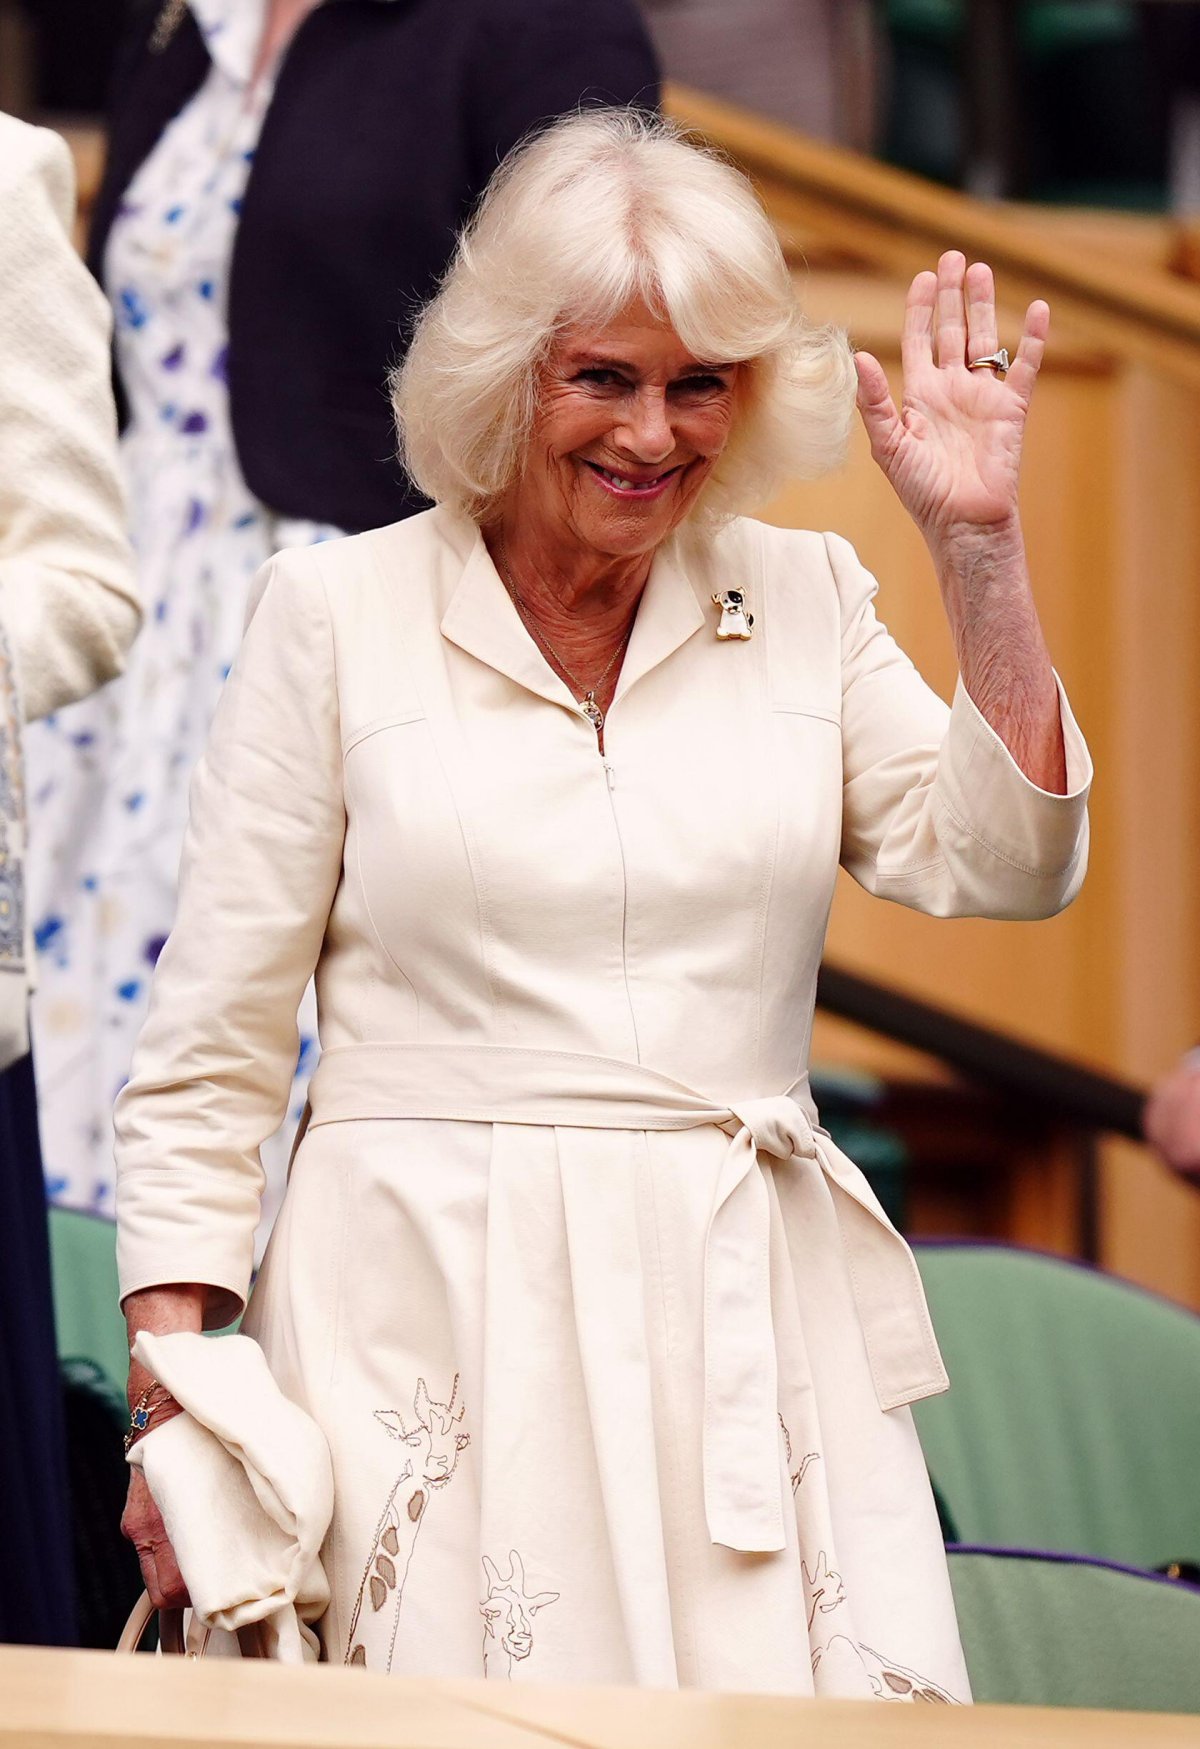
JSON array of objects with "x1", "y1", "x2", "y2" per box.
[{"x1": 124, "y1": 1383, "x2": 177, "y2": 1454}]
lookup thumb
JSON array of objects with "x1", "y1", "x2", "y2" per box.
[{"x1": 853, "y1": 351, "x2": 903, "y2": 464}]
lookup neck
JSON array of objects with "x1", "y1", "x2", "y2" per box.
[
  {"x1": 489, "y1": 514, "x2": 651, "y2": 632},
  {"x1": 485, "y1": 515, "x2": 656, "y2": 727}
]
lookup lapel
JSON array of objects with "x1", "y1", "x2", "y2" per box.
[
  {"x1": 614, "y1": 536, "x2": 705, "y2": 704},
  {"x1": 439, "y1": 526, "x2": 706, "y2": 713},
  {"x1": 439, "y1": 527, "x2": 574, "y2": 714}
]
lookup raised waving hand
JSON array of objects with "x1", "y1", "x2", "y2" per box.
[{"x1": 853, "y1": 249, "x2": 1048, "y2": 543}]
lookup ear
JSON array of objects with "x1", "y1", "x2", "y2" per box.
[
  {"x1": 455, "y1": 1432, "x2": 471, "y2": 1452},
  {"x1": 414, "y1": 1378, "x2": 432, "y2": 1427},
  {"x1": 482, "y1": 1556, "x2": 501, "y2": 1591},
  {"x1": 374, "y1": 1411, "x2": 410, "y2": 1441},
  {"x1": 528, "y1": 1591, "x2": 560, "y2": 1615}
]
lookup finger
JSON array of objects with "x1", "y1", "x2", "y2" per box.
[
  {"x1": 900, "y1": 270, "x2": 936, "y2": 379},
  {"x1": 134, "y1": 1534, "x2": 189, "y2": 1610},
  {"x1": 934, "y1": 250, "x2": 968, "y2": 369},
  {"x1": 150, "y1": 1535, "x2": 191, "y2": 1609},
  {"x1": 130, "y1": 1536, "x2": 166, "y2": 1609},
  {"x1": 964, "y1": 260, "x2": 998, "y2": 364},
  {"x1": 1006, "y1": 299, "x2": 1050, "y2": 405},
  {"x1": 854, "y1": 352, "x2": 903, "y2": 464}
]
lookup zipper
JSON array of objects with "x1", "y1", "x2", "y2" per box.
[{"x1": 598, "y1": 744, "x2": 639, "y2": 1059}]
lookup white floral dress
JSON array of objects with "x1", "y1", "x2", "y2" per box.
[{"x1": 25, "y1": 0, "x2": 336, "y2": 1218}]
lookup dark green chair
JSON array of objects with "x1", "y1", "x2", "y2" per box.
[
  {"x1": 812, "y1": 1064, "x2": 908, "y2": 1231},
  {"x1": 47, "y1": 1205, "x2": 129, "y2": 1396},
  {"x1": 913, "y1": 1243, "x2": 1200, "y2": 1573},
  {"x1": 948, "y1": 1547, "x2": 1200, "y2": 1713}
]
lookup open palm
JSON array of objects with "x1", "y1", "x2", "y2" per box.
[{"x1": 855, "y1": 251, "x2": 1048, "y2": 542}]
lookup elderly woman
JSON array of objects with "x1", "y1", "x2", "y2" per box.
[{"x1": 117, "y1": 112, "x2": 1089, "y2": 1696}]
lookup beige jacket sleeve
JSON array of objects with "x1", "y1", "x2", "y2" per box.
[
  {"x1": 115, "y1": 550, "x2": 345, "y2": 1324},
  {"x1": 827, "y1": 531, "x2": 1092, "y2": 918},
  {"x1": 0, "y1": 116, "x2": 139, "y2": 719}
]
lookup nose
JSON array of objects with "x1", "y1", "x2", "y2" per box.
[{"x1": 614, "y1": 386, "x2": 675, "y2": 467}]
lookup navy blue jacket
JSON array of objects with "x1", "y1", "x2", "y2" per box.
[{"x1": 89, "y1": 1, "x2": 659, "y2": 532}]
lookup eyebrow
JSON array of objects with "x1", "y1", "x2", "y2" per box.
[{"x1": 567, "y1": 353, "x2": 735, "y2": 375}]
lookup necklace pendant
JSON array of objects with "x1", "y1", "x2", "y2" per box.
[
  {"x1": 712, "y1": 588, "x2": 755, "y2": 641},
  {"x1": 581, "y1": 694, "x2": 605, "y2": 733}
]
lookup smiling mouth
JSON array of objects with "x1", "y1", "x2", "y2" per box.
[{"x1": 583, "y1": 460, "x2": 681, "y2": 498}]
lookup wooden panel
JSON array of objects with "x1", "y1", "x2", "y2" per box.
[{"x1": 2, "y1": 1646, "x2": 1198, "y2": 1749}]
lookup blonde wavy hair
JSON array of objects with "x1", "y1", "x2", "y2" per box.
[{"x1": 392, "y1": 109, "x2": 856, "y2": 525}]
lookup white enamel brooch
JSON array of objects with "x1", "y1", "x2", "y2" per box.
[{"x1": 712, "y1": 588, "x2": 754, "y2": 641}]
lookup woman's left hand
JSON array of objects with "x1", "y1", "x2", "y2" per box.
[{"x1": 854, "y1": 250, "x2": 1047, "y2": 548}]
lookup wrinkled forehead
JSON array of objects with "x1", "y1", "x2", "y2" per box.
[{"x1": 549, "y1": 297, "x2": 741, "y2": 380}]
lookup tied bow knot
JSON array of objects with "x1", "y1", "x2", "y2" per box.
[{"x1": 724, "y1": 1095, "x2": 820, "y2": 1165}]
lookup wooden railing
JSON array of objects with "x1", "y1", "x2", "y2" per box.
[
  {"x1": 816, "y1": 965, "x2": 1150, "y2": 1263},
  {"x1": 665, "y1": 84, "x2": 1200, "y2": 383}
]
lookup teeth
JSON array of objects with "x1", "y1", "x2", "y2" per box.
[{"x1": 598, "y1": 467, "x2": 659, "y2": 491}]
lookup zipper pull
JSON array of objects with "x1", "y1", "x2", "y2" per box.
[{"x1": 603, "y1": 760, "x2": 616, "y2": 792}]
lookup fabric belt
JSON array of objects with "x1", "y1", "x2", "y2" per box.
[{"x1": 306, "y1": 1041, "x2": 948, "y2": 1554}]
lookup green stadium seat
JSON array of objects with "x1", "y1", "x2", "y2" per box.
[
  {"x1": 47, "y1": 1205, "x2": 129, "y2": 1397},
  {"x1": 947, "y1": 1547, "x2": 1200, "y2": 1712},
  {"x1": 913, "y1": 1243, "x2": 1200, "y2": 1572}
]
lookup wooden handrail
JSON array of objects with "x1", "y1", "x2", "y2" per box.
[
  {"x1": 665, "y1": 83, "x2": 1200, "y2": 382},
  {"x1": 816, "y1": 964, "x2": 1147, "y2": 1141}
]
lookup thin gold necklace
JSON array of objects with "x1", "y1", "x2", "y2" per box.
[{"x1": 498, "y1": 541, "x2": 633, "y2": 736}]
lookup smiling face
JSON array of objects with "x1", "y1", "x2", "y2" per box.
[{"x1": 505, "y1": 298, "x2": 742, "y2": 566}]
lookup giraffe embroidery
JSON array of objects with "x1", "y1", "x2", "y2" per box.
[
  {"x1": 480, "y1": 1550, "x2": 559, "y2": 1680},
  {"x1": 345, "y1": 1376, "x2": 470, "y2": 1671},
  {"x1": 802, "y1": 1551, "x2": 846, "y2": 1633},
  {"x1": 812, "y1": 1635, "x2": 961, "y2": 1704},
  {"x1": 779, "y1": 1413, "x2": 819, "y2": 1493}
]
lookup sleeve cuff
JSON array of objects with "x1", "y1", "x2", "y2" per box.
[
  {"x1": 117, "y1": 1241, "x2": 251, "y2": 1333},
  {"x1": 939, "y1": 671, "x2": 1092, "y2": 878}
]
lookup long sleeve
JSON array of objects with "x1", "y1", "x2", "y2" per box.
[
  {"x1": 115, "y1": 549, "x2": 345, "y2": 1324},
  {"x1": 0, "y1": 118, "x2": 139, "y2": 721},
  {"x1": 829, "y1": 531, "x2": 1092, "y2": 919}
]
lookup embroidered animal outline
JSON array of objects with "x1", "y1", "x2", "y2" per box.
[
  {"x1": 779, "y1": 1414, "x2": 819, "y2": 1493},
  {"x1": 802, "y1": 1551, "x2": 846, "y2": 1632},
  {"x1": 813, "y1": 1635, "x2": 960, "y2": 1704},
  {"x1": 346, "y1": 1376, "x2": 470, "y2": 1670},
  {"x1": 480, "y1": 1550, "x2": 559, "y2": 1679}
]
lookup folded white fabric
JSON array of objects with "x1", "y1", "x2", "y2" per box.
[{"x1": 127, "y1": 1330, "x2": 334, "y2": 1663}]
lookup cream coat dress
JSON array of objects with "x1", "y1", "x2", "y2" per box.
[{"x1": 115, "y1": 506, "x2": 1091, "y2": 1698}]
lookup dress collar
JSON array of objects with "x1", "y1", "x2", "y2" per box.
[{"x1": 440, "y1": 524, "x2": 706, "y2": 718}]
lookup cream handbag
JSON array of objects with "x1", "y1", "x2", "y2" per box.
[{"x1": 116, "y1": 1589, "x2": 268, "y2": 1658}]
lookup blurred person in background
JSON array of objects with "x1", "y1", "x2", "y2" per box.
[
  {"x1": 0, "y1": 109, "x2": 138, "y2": 1647},
  {"x1": 639, "y1": 0, "x2": 879, "y2": 149},
  {"x1": 24, "y1": 0, "x2": 658, "y2": 1223},
  {"x1": 1145, "y1": 1051, "x2": 1200, "y2": 1183}
]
